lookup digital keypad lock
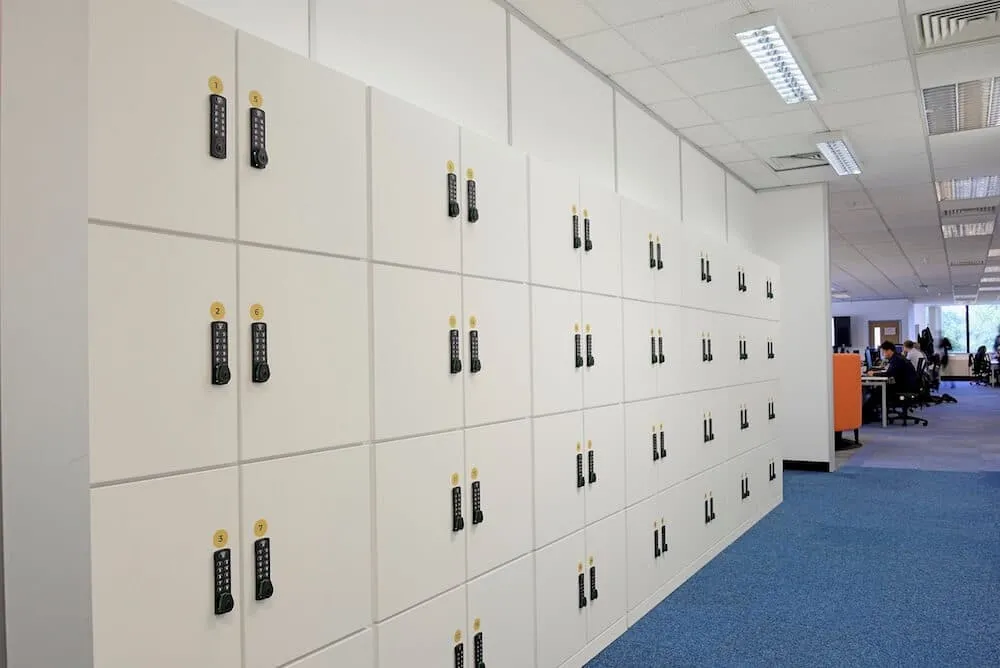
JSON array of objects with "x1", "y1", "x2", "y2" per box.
[
  {"x1": 447, "y1": 172, "x2": 460, "y2": 218},
  {"x1": 469, "y1": 329, "x2": 482, "y2": 374},
  {"x1": 768, "y1": 400, "x2": 776, "y2": 421},
  {"x1": 587, "y1": 449, "x2": 597, "y2": 484},
  {"x1": 584, "y1": 215, "x2": 593, "y2": 252},
  {"x1": 473, "y1": 632, "x2": 486, "y2": 668},
  {"x1": 769, "y1": 461, "x2": 777, "y2": 481},
  {"x1": 576, "y1": 452, "x2": 585, "y2": 489},
  {"x1": 211, "y1": 321, "x2": 232, "y2": 386},
  {"x1": 471, "y1": 480, "x2": 484, "y2": 525},
  {"x1": 741, "y1": 475, "x2": 751, "y2": 500},
  {"x1": 651, "y1": 334, "x2": 658, "y2": 366},
  {"x1": 466, "y1": 176, "x2": 479, "y2": 223},
  {"x1": 251, "y1": 322, "x2": 270, "y2": 383},
  {"x1": 454, "y1": 641, "x2": 465, "y2": 668},
  {"x1": 657, "y1": 334, "x2": 665, "y2": 364},
  {"x1": 249, "y1": 107, "x2": 268, "y2": 169},
  {"x1": 586, "y1": 331, "x2": 595, "y2": 367},
  {"x1": 578, "y1": 571, "x2": 588, "y2": 609},
  {"x1": 656, "y1": 240, "x2": 663, "y2": 270},
  {"x1": 452, "y1": 484, "x2": 465, "y2": 532},
  {"x1": 589, "y1": 563, "x2": 599, "y2": 601},
  {"x1": 214, "y1": 548, "x2": 235, "y2": 615},
  {"x1": 575, "y1": 332, "x2": 584, "y2": 369},
  {"x1": 572, "y1": 213, "x2": 582, "y2": 249},
  {"x1": 254, "y1": 538, "x2": 274, "y2": 601},
  {"x1": 209, "y1": 94, "x2": 228, "y2": 160},
  {"x1": 659, "y1": 428, "x2": 666, "y2": 459},
  {"x1": 649, "y1": 238, "x2": 657, "y2": 269},
  {"x1": 450, "y1": 328, "x2": 462, "y2": 374},
  {"x1": 660, "y1": 524, "x2": 668, "y2": 555},
  {"x1": 654, "y1": 525, "x2": 662, "y2": 557},
  {"x1": 652, "y1": 429, "x2": 660, "y2": 462}
]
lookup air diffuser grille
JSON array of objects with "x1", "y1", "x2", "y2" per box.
[{"x1": 917, "y1": 1, "x2": 1000, "y2": 49}]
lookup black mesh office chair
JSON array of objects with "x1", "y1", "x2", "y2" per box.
[
  {"x1": 888, "y1": 358, "x2": 928, "y2": 427},
  {"x1": 970, "y1": 347, "x2": 990, "y2": 386}
]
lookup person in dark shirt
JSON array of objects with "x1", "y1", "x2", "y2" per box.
[{"x1": 863, "y1": 341, "x2": 918, "y2": 422}]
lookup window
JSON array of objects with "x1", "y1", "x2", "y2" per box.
[
  {"x1": 940, "y1": 305, "x2": 969, "y2": 354},
  {"x1": 968, "y1": 304, "x2": 1000, "y2": 353}
]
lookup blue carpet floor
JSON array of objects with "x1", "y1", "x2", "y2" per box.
[{"x1": 587, "y1": 386, "x2": 1000, "y2": 667}]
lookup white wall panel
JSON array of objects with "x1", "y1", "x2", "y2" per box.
[
  {"x1": 615, "y1": 93, "x2": 681, "y2": 217},
  {"x1": 313, "y1": 0, "x2": 508, "y2": 142},
  {"x1": 178, "y1": 0, "x2": 309, "y2": 56},
  {"x1": 682, "y1": 142, "x2": 726, "y2": 240},
  {"x1": 511, "y1": 19, "x2": 615, "y2": 188}
]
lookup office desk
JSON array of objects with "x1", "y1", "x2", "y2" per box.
[{"x1": 861, "y1": 376, "x2": 890, "y2": 428}]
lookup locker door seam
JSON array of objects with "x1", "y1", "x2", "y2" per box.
[{"x1": 234, "y1": 29, "x2": 248, "y2": 668}]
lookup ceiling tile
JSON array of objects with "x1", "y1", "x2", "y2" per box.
[
  {"x1": 798, "y1": 19, "x2": 907, "y2": 74},
  {"x1": 611, "y1": 67, "x2": 687, "y2": 104},
  {"x1": 929, "y1": 129, "x2": 1000, "y2": 177},
  {"x1": 650, "y1": 97, "x2": 715, "y2": 128},
  {"x1": 726, "y1": 159, "x2": 784, "y2": 188},
  {"x1": 564, "y1": 29, "x2": 651, "y2": 74},
  {"x1": 723, "y1": 108, "x2": 826, "y2": 142},
  {"x1": 829, "y1": 177, "x2": 864, "y2": 192},
  {"x1": 868, "y1": 183, "x2": 939, "y2": 215},
  {"x1": 831, "y1": 190, "x2": 875, "y2": 213},
  {"x1": 618, "y1": 2, "x2": 747, "y2": 64},
  {"x1": 814, "y1": 60, "x2": 914, "y2": 105},
  {"x1": 661, "y1": 49, "x2": 766, "y2": 96},
  {"x1": 915, "y1": 40, "x2": 1000, "y2": 89},
  {"x1": 695, "y1": 84, "x2": 790, "y2": 122},
  {"x1": 832, "y1": 208, "x2": 884, "y2": 230},
  {"x1": 859, "y1": 159, "x2": 934, "y2": 189},
  {"x1": 753, "y1": 0, "x2": 900, "y2": 37},
  {"x1": 586, "y1": 0, "x2": 713, "y2": 26},
  {"x1": 705, "y1": 142, "x2": 757, "y2": 163},
  {"x1": 681, "y1": 123, "x2": 736, "y2": 147},
  {"x1": 816, "y1": 92, "x2": 921, "y2": 130},
  {"x1": 509, "y1": 0, "x2": 607, "y2": 39},
  {"x1": 847, "y1": 118, "x2": 928, "y2": 156},
  {"x1": 745, "y1": 133, "x2": 818, "y2": 161},
  {"x1": 884, "y1": 210, "x2": 941, "y2": 229}
]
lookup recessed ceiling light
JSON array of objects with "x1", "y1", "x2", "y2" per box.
[
  {"x1": 990, "y1": 249, "x2": 1000, "y2": 257},
  {"x1": 941, "y1": 220, "x2": 995, "y2": 238},
  {"x1": 814, "y1": 132, "x2": 862, "y2": 176},
  {"x1": 831, "y1": 292, "x2": 851, "y2": 299},
  {"x1": 936, "y1": 176, "x2": 1000, "y2": 201},
  {"x1": 979, "y1": 286, "x2": 1000, "y2": 292},
  {"x1": 732, "y1": 12, "x2": 817, "y2": 105},
  {"x1": 985, "y1": 266, "x2": 1000, "y2": 273}
]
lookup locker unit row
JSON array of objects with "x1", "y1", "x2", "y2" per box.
[{"x1": 90, "y1": 0, "x2": 779, "y2": 318}]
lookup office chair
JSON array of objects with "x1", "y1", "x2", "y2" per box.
[
  {"x1": 970, "y1": 347, "x2": 990, "y2": 386},
  {"x1": 888, "y1": 360, "x2": 929, "y2": 427}
]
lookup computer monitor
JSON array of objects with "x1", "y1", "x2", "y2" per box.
[
  {"x1": 895, "y1": 344, "x2": 904, "y2": 355},
  {"x1": 866, "y1": 347, "x2": 880, "y2": 368}
]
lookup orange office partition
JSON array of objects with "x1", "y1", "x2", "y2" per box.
[{"x1": 833, "y1": 353, "x2": 862, "y2": 433}]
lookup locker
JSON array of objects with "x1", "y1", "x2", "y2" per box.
[
  {"x1": 463, "y1": 277, "x2": 531, "y2": 427},
  {"x1": 533, "y1": 412, "x2": 586, "y2": 548},
  {"x1": 655, "y1": 215, "x2": 686, "y2": 307},
  {"x1": 91, "y1": 468, "x2": 240, "y2": 668},
  {"x1": 90, "y1": 0, "x2": 235, "y2": 237},
  {"x1": 761, "y1": 260, "x2": 781, "y2": 321},
  {"x1": 677, "y1": 307, "x2": 721, "y2": 394},
  {"x1": 730, "y1": 315, "x2": 757, "y2": 386},
  {"x1": 682, "y1": 229, "x2": 722, "y2": 313},
  {"x1": 712, "y1": 312, "x2": 737, "y2": 389},
  {"x1": 579, "y1": 180, "x2": 622, "y2": 297},
  {"x1": 585, "y1": 512, "x2": 628, "y2": 641},
  {"x1": 466, "y1": 420, "x2": 534, "y2": 579},
  {"x1": 731, "y1": 253, "x2": 757, "y2": 318},
  {"x1": 583, "y1": 405, "x2": 626, "y2": 525},
  {"x1": 624, "y1": 399, "x2": 661, "y2": 507},
  {"x1": 654, "y1": 304, "x2": 686, "y2": 397},
  {"x1": 373, "y1": 265, "x2": 463, "y2": 440},
  {"x1": 241, "y1": 447, "x2": 372, "y2": 668},
  {"x1": 467, "y1": 555, "x2": 537, "y2": 668},
  {"x1": 709, "y1": 242, "x2": 736, "y2": 316},
  {"x1": 236, "y1": 31, "x2": 367, "y2": 256},
  {"x1": 582, "y1": 293, "x2": 624, "y2": 408},
  {"x1": 757, "y1": 380, "x2": 780, "y2": 448},
  {"x1": 762, "y1": 440, "x2": 784, "y2": 507},
  {"x1": 529, "y1": 157, "x2": 582, "y2": 291},
  {"x1": 761, "y1": 319, "x2": 781, "y2": 381},
  {"x1": 531, "y1": 286, "x2": 584, "y2": 416},
  {"x1": 663, "y1": 476, "x2": 701, "y2": 573},
  {"x1": 371, "y1": 89, "x2": 461, "y2": 272},
  {"x1": 376, "y1": 587, "x2": 467, "y2": 668},
  {"x1": 679, "y1": 390, "x2": 728, "y2": 476},
  {"x1": 622, "y1": 299, "x2": 657, "y2": 402},
  {"x1": 240, "y1": 248, "x2": 369, "y2": 460},
  {"x1": 620, "y1": 198, "x2": 658, "y2": 302},
  {"x1": 687, "y1": 466, "x2": 728, "y2": 561},
  {"x1": 89, "y1": 226, "x2": 236, "y2": 483},
  {"x1": 730, "y1": 448, "x2": 759, "y2": 532},
  {"x1": 461, "y1": 128, "x2": 530, "y2": 282},
  {"x1": 374, "y1": 431, "x2": 466, "y2": 620},
  {"x1": 283, "y1": 630, "x2": 374, "y2": 668},
  {"x1": 727, "y1": 385, "x2": 758, "y2": 459},
  {"x1": 625, "y1": 495, "x2": 664, "y2": 611},
  {"x1": 659, "y1": 394, "x2": 692, "y2": 491},
  {"x1": 535, "y1": 531, "x2": 588, "y2": 668}
]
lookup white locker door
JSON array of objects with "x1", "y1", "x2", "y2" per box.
[
  {"x1": 374, "y1": 432, "x2": 466, "y2": 620},
  {"x1": 91, "y1": 469, "x2": 240, "y2": 668},
  {"x1": 762, "y1": 441, "x2": 783, "y2": 507},
  {"x1": 658, "y1": 394, "x2": 691, "y2": 491},
  {"x1": 689, "y1": 468, "x2": 717, "y2": 562},
  {"x1": 241, "y1": 447, "x2": 372, "y2": 668},
  {"x1": 585, "y1": 512, "x2": 627, "y2": 641},
  {"x1": 732, "y1": 448, "x2": 759, "y2": 531},
  {"x1": 727, "y1": 386, "x2": 755, "y2": 459},
  {"x1": 461, "y1": 129, "x2": 530, "y2": 282},
  {"x1": 371, "y1": 89, "x2": 461, "y2": 272},
  {"x1": 731, "y1": 316, "x2": 752, "y2": 387},
  {"x1": 681, "y1": 230, "x2": 713, "y2": 311},
  {"x1": 529, "y1": 157, "x2": 581, "y2": 291},
  {"x1": 709, "y1": 462, "x2": 735, "y2": 544},
  {"x1": 533, "y1": 412, "x2": 586, "y2": 548},
  {"x1": 90, "y1": 0, "x2": 235, "y2": 237},
  {"x1": 713, "y1": 313, "x2": 736, "y2": 390},
  {"x1": 377, "y1": 587, "x2": 467, "y2": 668},
  {"x1": 535, "y1": 531, "x2": 588, "y2": 668},
  {"x1": 582, "y1": 293, "x2": 624, "y2": 408},
  {"x1": 732, "y1": 254, "x2": 756, "y2": 318},
  {"x1": 531, "y1": 286, "x2": 583, "y2": 416},
  {"x1": 467, "y1": 555, "x2": 536, "y2": 668},
  {"x1": 619, "y1": 198, "x2": 657, "y2": 302},
  {"x1": 240, "y1": 248, "x2": 369, "y2": 460},
  {"x1": 236, "y1": 32, "x2": 366, "y2": 257},
  {"x1": 763, "y1": 320, "x2": 780, "y2": 381},
  {"x1": 624, "y1": 399, "x2": 660, "y2": 507},
  {"x1": 580, "y1": 180, "x2": 622, "y2": 297},
  {"x1": 658, "y1": 481, "x2": 690, "y2": 587},
  {"x1": 89, "y1": 226, "x2": 236, "y2": 483},
  {"x1": 373, "y1": 265, "x2": 463, "y2": 440},
  {"x1": 625, "y1": 495, "x2": 663, "y2": 612},
  {"x1": 744, "y1": 317, "x2": 765, "y2": 385},
  {"x1": 466, "y1": 420, "x2": 534, "y2": 579},
  {"x1": 711, "y1": 243, "x2": 737, "y2": 316},
  {"x1": 702, "y1": 311, "x2": 727, "y2": 390},
  {"x1": 758, "y1": 380, "x2": 779, "y2": 448},
  {"x1": 702, "y1": 389, "x2": 730, "y2": 471},
  {"x1": 654, "y1": 216, "x2": 685, "y2": 307},
  {"x1": 283, "y1": 630, "x2": 374, "y2": 668},
  {"x1": 623, "y1": 299, "x2": 658, "y2": 402},
  {"x1": 655, "y1": 304, "x2": 686, "y2": 397},
  {"x1": 679, "y1": 307, "x2": 711, "y2": 394},
  {"x1": 464, "y1": 277, "x2": 531, "y2": 427},
  {"x1": 583, "y1": 404, "x2": 626, "y2": 525}
]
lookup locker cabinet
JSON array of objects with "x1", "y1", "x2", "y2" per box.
[
  {"x1": 535, "y1": 531, "x2": 587, "y2": 668},
  {"x1": 761, "y1": 440, "x2": 783, "y2": 507},
  {"x1": 728, "y1": 385, "x2": 758, "y2": 459},
  {"x1": 236, "y1": 32, "x2": 367, "y2": 257},
  {"x1": 376, "y1": 586, "x2": 467, "y2": 668},
  {"x1": 284, "y1": 630, "x2": 374, "y2": 668},
  {"x1": 622, "y1": 299, "x2": 657, "y2": 402},
  {"x1": 91, "y1": 468, "x2": 241, "y2": 668},
  {"x1": 531, "y1": 286, "x2": 584, "y2": 416},
  {"x1": 731, "y1": 253, "x2": 757, "y2": 318},
  {"x1": 761, "y1": 319, "x2": 781, "y2": 381},
  {"x1": 461, "y1": 129, "x2": 530, "y2": 282},
  {"x1": 682, "y1": 229, "x2": 724, "y2": 313},
  {"x1": 371, "y1": 89, "x2": 461, "y2": 272},
  {"x1": 687, "y1": 465, "x2": 730, "y2": 562},
  {"x1": 585, "y1": 513, "x2": 628, "y2": 642},
  {"x1": 582, "y1": 293, "x2": 624, "y2": 408},
  {"x1": 624, "y1": 399, "x2": 662, "y2": 507},
  {"x1": 620, "y1": 198, "x2": 658, "y2": 302},
  {"x1": 466, "y1": 420, "x2": 534, "y2": 579},
  {"x1": 90, "y1": 0, "x2": 235, "y2": 237},
  {"x1": 583, "y1": 405, "x2": 626, "y2": 525},
  {"x1": 240, "y1": 248, "x2": 369, "y2": 460},
  {"x1": 89, "y1": 226, "x2": 237, "y2": 483},
  {"x1": 730, "y1": 447, "x2": 759, "y2": 532},
  {"x1": 675, "y1": 390, "x2": 728, "y2": 478},
  {"x1": 467, "y1": 556, "x2": 537, "y2": 668},
  {"x1": 373, "y1": 265, "x2": 463, "y2": 440},
  {"x1": 731, "y1": 315, "x2": 759, "y2": 386},
  {"x1": 529, "y1": 157, "x2": 582, "y2": 291},
  {"x1": 654, "y1": 304, "x2": 686, "y2": 397},
  {"x1": 625, "y1": 484, "x2": 687, "y2": 613},
  {"x1": 756, "y1": 380, "x2": 780, "y2": 448},
  {"x1": 463, "y1": 277, "x2": 531, "y2": 427},
  {"x1": 533, "y1": 412, "x2": 585, "y2": 548},
  {"x1": 659, "y1": 394, "x2": 694, "y2": 491},
  {"x1": 761, "y1": 260, "x2": 780, "y2": 321},
  {"x1": 241, "y1": 447, "x2": 372, "y2": 668},
  {"x1": 580, "y1": 180, "x2": 622, "y2": 297},
  {"x1": 374, "y1": 431, "x2": 466, "y2": 620},
  {"x1": 678, "y1": 308, "x2": 724, "y2": 394}
]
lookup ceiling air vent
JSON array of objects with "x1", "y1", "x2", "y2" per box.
[
  {"x1": 941, "y1": 205, "x2": 997, "y2": 217},
  {"x1": 917, "y1": 1, "x2": 1000, "y2": 50},
  {"x1": 766, "y1": 151, "x2": 829, "y2": 172},
  {"x1": 923, "y1": 77, "x2": 1000, "y2": 135},
  {"x1": 949, "y1": 259, "x2": 986, "y2": 266}
]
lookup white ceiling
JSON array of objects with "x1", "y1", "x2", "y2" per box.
[{"x1": 508, "y1": 0, "x2": 1000, "y2": 303}]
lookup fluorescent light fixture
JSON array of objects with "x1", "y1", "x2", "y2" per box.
[
  {"x1": 814, "y1": 132, "x2": 862, "y2": 176},
  {"x1": 941, "y1": 220, "x2": 995, "y2": 238},
  {"x1": 981, "y1": 277, "x2": 1000, "y2": 283},
  {"x1": 990, "y1": 248, "x2": 1000, "y2": 257},
  {"x1": 979, "y1": 287, "x2": 1000, "y2": 291},
  {"x1": 831, "y1": 292, "x2": 851, "y2": 299},
  {"x1": 732, "y1": 12, "x2": 817, "y2": 104},
  {"x1": 985, "y1": 265, "x2": 1000, "y2": 273},
  {"x1": 935, "y1": 175, "x2": 1000, "y2": 200}
]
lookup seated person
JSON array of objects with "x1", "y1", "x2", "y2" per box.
[
  {"x1": 902, "y1": 340, "x2": 926, "y2": 370},
  {"x1": 863, "y1": 341, "x2": 918, "y2": 422}
]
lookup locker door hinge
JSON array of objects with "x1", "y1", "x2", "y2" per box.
[
  {"x1": 249, "y1": 107, "x2": 268, "y2": 169},
  {"x1": 213, "y1": 548, "x2": 235, "y2": 615},
  {"x1": 578, "y1": 571, "x2": 588, "y2": 608},
  {"x1": 210, "y1": 321, "x2": 232, "y2": 386},
  {"x1": 254, "y1": 537, "x2": 274, "y2": 601},
  {"x1": 452, "y1": 484, "x2": 465, "y2": 532},
  {"x1": 471, "y1": 480, "x2": 484, "y2": 525}
]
